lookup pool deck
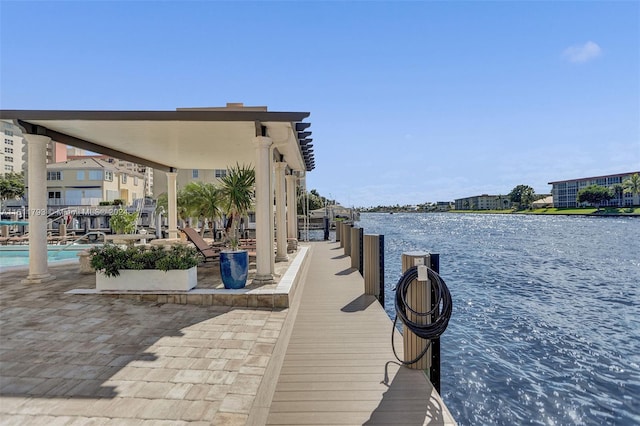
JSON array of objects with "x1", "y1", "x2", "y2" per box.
[{"x1": 0, "y1": 241, "x2": 455, "y2": 425}]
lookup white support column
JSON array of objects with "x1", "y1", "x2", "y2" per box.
[
  {"x1": 285, "y1": 174, "x2": 298, "y2": 249},
  {"x1": 22, "y1": 134, "x2": 55, "y2": 284},
  {"x1": 253, "y1": 136, "x2": 274, "y2": 283},
  {"x1": 166, "y1": 171, "x2": 178, "y2": 239},
  {"x1": 274, "y1": 162, "x2": 288, "y2": 262}
]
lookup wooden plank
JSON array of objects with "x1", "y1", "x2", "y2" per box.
[{"x1": 265, "y1": 242, "x2": 456, "y2": 425}]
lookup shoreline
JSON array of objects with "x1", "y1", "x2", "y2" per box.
[{"x1": 363, "y1": 208, "x2": 640, "y2": 217}]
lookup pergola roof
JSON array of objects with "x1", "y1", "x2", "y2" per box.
[{"x1": 0, "y1": 109, "x2": 314, "y2": 172}]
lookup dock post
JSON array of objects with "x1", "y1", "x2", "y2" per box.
[
  {"x1": 358, "y1": 227, "x2": 364, "y2": 276},
  {"x1": 336, "y1": 220, "x2": 341, "y2": 242},
  {"x1": 343, "y1": 223, "x2": 352, "y2": 256},
  {"x1": 430, "y1": 253, "x2": 441, "y2": 394},
  {"x1": 364, "y1": 234, "x2": 385, "y2": 305},
  {"x1": 350, "y1": 226, "x2": 360, "y2": 270},
  {"x1": 401, "y1": 251, "x2": 431, "y2": 371},
  {"x1": 323, "y1": 217, "x2": 330, "y2": 241}
]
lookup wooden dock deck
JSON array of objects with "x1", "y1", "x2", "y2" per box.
[{"x1": 250, "y1": 241, "x2": 456, "y2": 425}]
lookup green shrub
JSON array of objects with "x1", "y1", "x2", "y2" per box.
[
  {"x1": 109, "y1": 208, "x2": 138, "y2": 234},
  {"x1": 89, "y1": 244, "x2": 200, "y2": 277}
]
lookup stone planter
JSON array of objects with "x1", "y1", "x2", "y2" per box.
[{"x1": 96, "y1": 266, "x2": 197, "y2": 292}]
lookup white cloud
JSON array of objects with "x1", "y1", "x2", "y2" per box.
[{"x1": 563, "y1": 41, "x2": 602, "y2": 63}]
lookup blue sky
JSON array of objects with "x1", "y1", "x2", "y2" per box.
[{"x1": 1, "y1": 1, "x2": 638, "y2": 207}]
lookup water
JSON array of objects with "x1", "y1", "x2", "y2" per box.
[
  {"x1": 0, "y1": 245, "x2": 90, "y2": 268},
  {"x1": 356, "y1": 213, "x2": 640, "y2": 426}
]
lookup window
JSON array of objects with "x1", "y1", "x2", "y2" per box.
[
  {"x1": 215, "y1": 169, "x2": 227, "y2": 178},
  {"x1": 88, "y1": 170, "x2": 103, "y2": 180},
  {"x1": 4, "y1": 139, "x2": 13, "y2": 145},
  {"x1": 77, "y1": 171, "x2": 85, "y2": 180},
  {"x1": 192, "y1": 169, "x2": 199, "y2": 178},
  {"x1": 4, "y1": 165, "x2": 13, "y2": 171},
  {"x1": 133, "y1": 176, "x2": 139, "y2": 186},
  {"x1": 121, "y1": 174, "x2": 127, "y2": 184},
  {"x1": 48, "y1": 191, "x2": 61, "y2": 199},
  {"x1": 5, "y1": 156, "x2": 13, "y2": 162},
  {"x1": 47, "y1": 171, "x2": 62, "y2": 180},
  {"x1": 105, "y1": 171, "x2": 113, "y2": 181},
  {"x1": 5, "y1": 130, "x2": 13, "y2": 136},
  {"x1": 4, "y1": 147, "x2": 12, "y2": 154}
]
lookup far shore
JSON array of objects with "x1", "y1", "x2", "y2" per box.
[{"x1": 364, "y1": 207, "x2": 639, "y2": 216}]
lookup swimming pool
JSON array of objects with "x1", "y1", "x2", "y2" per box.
[{"x1": 0, "y1": 244, "x2": 97, "y2": 270}]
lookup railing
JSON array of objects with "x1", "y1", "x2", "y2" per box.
[{"x1": 51, "y1": 231, "x2": 107, "y2": 253}]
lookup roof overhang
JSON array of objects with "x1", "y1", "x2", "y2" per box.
[{"x1": 0, "y1": 109, "x2": 314, "y2": 172}]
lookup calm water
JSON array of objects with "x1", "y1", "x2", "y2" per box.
[{"x1": 356, "y1": 213, "x2": 639, "y2": 426}]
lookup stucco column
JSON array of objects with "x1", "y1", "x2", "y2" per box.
[
  {"x1": 166, "y1": 171, "x2": 178, "y2": 239},
  {"x1": 23, "y1": 134, "x2": 55, "y2": 284},
  {"x1": 253, "y1": 136, "x2": 274, "y2": 283},
  {"x1": 286, "y1": 174, "x2": 298, "y2": 245},
  {"x1": 274, "y1": 162, "x2": 288, "y2": 262}
]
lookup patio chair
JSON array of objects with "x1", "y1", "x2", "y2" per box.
[{"x1": 181, "y1": 227, "x2": 221, "y2": 262}]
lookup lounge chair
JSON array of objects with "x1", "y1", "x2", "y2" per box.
[{"x1": 181, "y1": 227, "x2": 221, "y2": 262}]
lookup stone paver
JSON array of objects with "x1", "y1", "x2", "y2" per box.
[{"x1": 0, "y1": 259, "x2": 292, "y2": 423}]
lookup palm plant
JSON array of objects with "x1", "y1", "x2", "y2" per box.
[
  {"x1": 610, "y1": 183, "x2": 624, "y2": 207},
  {"x1": 622, "y1": 173, "x2": 640, "y2": 206},
  {"x1": 156, "y1": 192, "x2": 189, "y2": 229},
  {"x1": 219, "y1": 163, "x2": 255, "y2": 244},
  {"x1": 180, "y1": 182, "x2": 223, "y2": 237}
]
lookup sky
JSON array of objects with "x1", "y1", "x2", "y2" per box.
[{"x1": 1, "y1": 1, "x2": 638, "y2": 207}]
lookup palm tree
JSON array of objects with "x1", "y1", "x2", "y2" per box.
[
  {"x1": 219, "y1": 163, "x2": 255, "y2": 242},
  {"x1": 180, "y1": 182, "x2": 224, "y2": 237},
  {"x1": 610, "y1": 183, "x2": 624, "y2": 207},
  {"x1": 622, "y1": 173, "x2": 640, "y2": 206}
]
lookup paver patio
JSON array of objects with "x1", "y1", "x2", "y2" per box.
[{"x1": 0, "y1": 260, "x2": 289, "y2": 425}]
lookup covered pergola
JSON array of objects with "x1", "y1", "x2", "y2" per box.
[{"x1": 0, "y1": 107, "x2": 315, "y2": 284}]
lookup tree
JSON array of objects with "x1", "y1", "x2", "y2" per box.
[
  {"x1": 180, "y1": 182, "x2": 224, "y2": 237},
  {"x1": 509, "y1": 185, "x2": 535, "y2": 210},
  {"x1": 219, "y1": 163, "x2": 255, "y2": 241},
  {"x1": 156, "y1": 192, "x2": 189, "y2": 229},
  {"x1": 610, "y1": 183, "x2": 624, "y2": 207},
  {"x1": 577, "y1": 185, "x2": 613, "y2": 210},
  {"x1": 298, "y1": 189, "x2": 326, "y2": 214},
  {"x1": 0, "y1": 172, "x2": 25, "y2": 212},
  {"x1": 622, "y1": 173, "x2": 640, "y2": 206}
]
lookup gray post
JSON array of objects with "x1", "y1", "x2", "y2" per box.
[
  {"x1": 350, "y1": 226, "x2": 360, "y2": 270},
  {"x1": 364, "y1": 234, "x2": 385, "y2": 305},
  {"x1": 343, "y1": 223, "x2": 351, "y2": 256}
]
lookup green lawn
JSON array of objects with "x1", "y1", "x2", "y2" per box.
[
  {"x1": 449, "y1": 207, "x2": 639, "y2": 215},
  {"x1": 525, "y1": 207, "x2": 640, "y2": 215}
]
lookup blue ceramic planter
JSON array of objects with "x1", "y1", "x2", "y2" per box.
[{"x1": 219, "y1": 250, "x2": 249, "y2": 289}]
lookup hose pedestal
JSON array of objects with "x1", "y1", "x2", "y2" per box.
[
  {"x1": 393, "y1": 251, "x2": 451, "y2": 393},
  {"x1": 401, "y1": 251, "x2": 432, "y2": 370}
]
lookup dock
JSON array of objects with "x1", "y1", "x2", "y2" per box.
[{"x1": 250, "y1": 241, "x2": 455, "y2": 425}]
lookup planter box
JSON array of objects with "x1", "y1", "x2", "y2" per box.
[{"x1": 96, "y1": 266, "x2": 197, "y2": 292}]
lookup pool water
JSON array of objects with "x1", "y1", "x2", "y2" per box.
[{"x1": 0, "y1": 245, "x2": 95, "y2": 269}]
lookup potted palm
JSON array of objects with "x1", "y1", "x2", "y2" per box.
[{"x1": 219, "y1": 163, "x2": 255, "y2": 289}]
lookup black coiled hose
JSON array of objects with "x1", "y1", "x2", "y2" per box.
[{"x1": 392, "y1": 265, "x2": 453, "y2": 365}]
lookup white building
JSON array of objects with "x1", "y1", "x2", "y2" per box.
[{"x1": 1, "y1": 121, "x2": 23, "y2": 174}]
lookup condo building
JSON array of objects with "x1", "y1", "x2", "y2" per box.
[{"x1": 549, "y1": 172, "x2": 639, "y2": 208}]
